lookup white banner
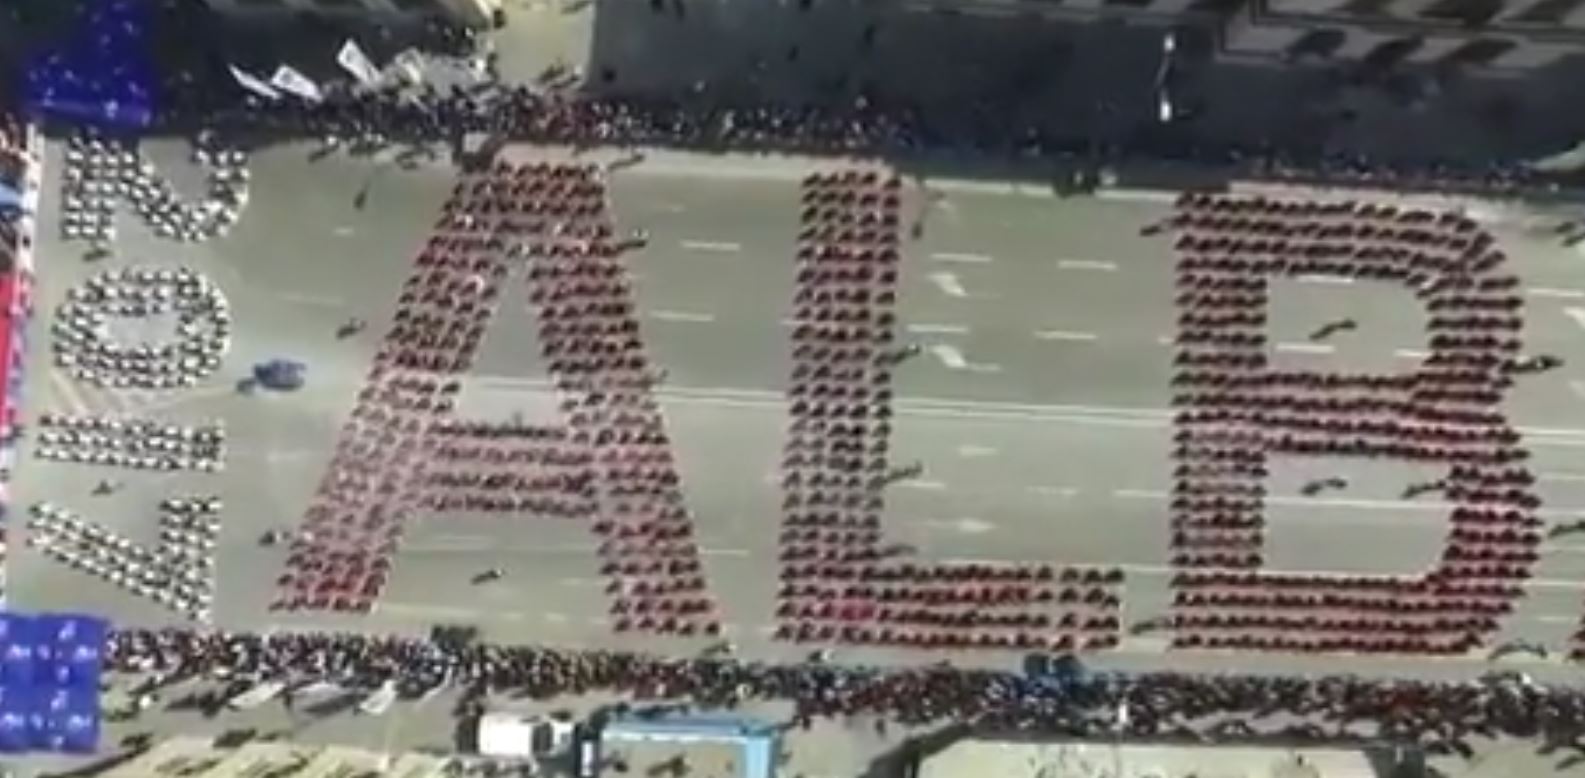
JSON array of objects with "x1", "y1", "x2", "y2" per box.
[
  {"x1": 386, "y1": 48, "x2": 427, "y2": 87},
  {"x1": 269, "y1": 65, "x2": 324, "y2": 103},
  {"x1": 336, "y1": 40, "x2": 383, "y2": 87},
  {"x1": 229, "y1": 65, "x2": 281, "y2": 101}
]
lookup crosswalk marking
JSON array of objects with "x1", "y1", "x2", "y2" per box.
[{"x1": 44, "y1": 369, "x2": 168, "y2": 418}]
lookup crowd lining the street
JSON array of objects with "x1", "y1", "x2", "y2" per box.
[
  {"x1": 7, "y1": 11, "x2": 1585, "y2": 767},
  {"x1": 106, "y1": 626, "x2": 1585, "y2": 762}
]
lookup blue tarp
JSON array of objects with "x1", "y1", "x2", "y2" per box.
[
  {"x1": 0, "y1": 614, "x2": 106, "y2": 754},
  {"x1": 25, "y1": 0, "x2": 158, "y2": 130}
]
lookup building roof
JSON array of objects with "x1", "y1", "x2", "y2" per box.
[{"x1": 919, "y1": 739, "x2": 1384, "y2": 778}]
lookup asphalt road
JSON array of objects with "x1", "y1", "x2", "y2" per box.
[{"x1": 12, "y1": 139, "x2": 1585, "y2": 686}]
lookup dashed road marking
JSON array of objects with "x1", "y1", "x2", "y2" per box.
[
  {"x1": 931, "y1": 252, "x2": 993, "y2": 264},
  {"x1": 680, "y1": 240, "x2": 741, "y2": 253},
  {"x1": 1276, "y1": 342, "x2": 1334, "y2": 355},
  {"x1": 1564, "y1": 308, "x2": 1585, "y2": 331},
  {"x1": 1035, "y1": 330, "x2": 1098, "y2": 342},
  {"x1": 1394, "y1": 349, "x2": 1430, "y2": 359},
  {"x1": 650, "y1": 309, "x2": 716, "y2": 323},
  {"x1": 927, "y1": 272, "x2": 968, "y2": 298},
  {"x1": 1057, "y1": 259, "x2": 1119, "y2": 272},
  {"x1": 1296, "y1": 276, "x2": 1356, "y2": 286},
  {"x1": 925, "y1": 518, "x2": 995, "y2": 534},
  {"x1": 1110, "y1": 487, "x2": 1585, "y2": 519},
  {"x1": 957, "y1": 445, "x2": 998, "y2": 457},
  {"x1": 908, "y1": 323, "x2": 970, "y2": 335},
  {"x1": 1529, "y1": 287, "x2": 1585, "y2": 300},
  {"x1": 899, "y1": 480, "x2": 948, "y2": 491},
  {"x1": 931, "y1": 344, "x2": 969, "y2": 370}
]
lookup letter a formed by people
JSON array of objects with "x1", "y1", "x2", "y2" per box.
[{"x1": 274, "y1": 161, "x2": 719, "y2": 637}]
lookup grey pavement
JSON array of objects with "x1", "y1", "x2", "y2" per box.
[
  {"x1": 11, "y1": 139, "x2": 1585, "y2": 676},
  {"x1": 16, "y1": 140, "x2": 1585, "y2": 778}
]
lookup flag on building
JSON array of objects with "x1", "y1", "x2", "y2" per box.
[
  {"x1": 228, "y1": 66, "x2": 281, "y2": 101},
  {"x1": 269, "y1": 65, "x2": 324, "y2": 103},
  {"x1": 336, "y1": 40, "x2": 383, "y2": 88}
]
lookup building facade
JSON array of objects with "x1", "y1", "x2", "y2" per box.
[{"x1": 1219, "y1": 0, "x2": 1585, "y2": 70}]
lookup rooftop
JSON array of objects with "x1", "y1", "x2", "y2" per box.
[{"x1": 919, "y1": 738, "x2": 1387, "y2": 778}]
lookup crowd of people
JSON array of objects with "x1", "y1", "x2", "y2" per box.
[
  {"x1": 0, "y1": 110, "x2": 30, "y2": 267},
  {"x1": 275, "y1": 161, "x2": 719, "y2": 638},
  {"x1": 59, "y1": 129, "x2": 248, "y2": 250},
  {"x1": 28, "y1": 498, "x2": 217, "y2": 621},
  {"x1": 103, "y1": 625, "x2": 1585, "y2": 762},
  {"x1": 7, "y1": 12, "x2": 1582, "y2": 765},
  {"x1": 1165, "y1": 192, "x2": 1546, "y2": 657},
  {"x1": 31, "y1": 414, "x2": 225, "y2": 472},
  {"x1": 774, "y1": 169, "x2": 1124, "y2": 652},
  {"x1": 52, "y1": 265, "x2": 231, "y2": 391},
  {"x1": 152, "y1": 34, "x2": 1568, "y2": 202}
]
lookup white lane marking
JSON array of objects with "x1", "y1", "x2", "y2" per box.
[
  {"x1": 1530, "y1": 288, "x2": 1585, "y2": 300},
  {"x1": 1276, "y1": 342, "x2": 1335, "y2": 355},
  {"x1": 1114, "y1": 488, "x2": 1167, "y2": 500},
  {"x1": 1564, "y1": 307, "x2": 1585, "y2": 331},
  {"x1": 680, "y1": 240, "x2": 741, "y2": 253},
  {"x1": 936, "y1": 558, "x2": 1585, "y2": 591},
  {"x1": 1035, "y1": 329, "x2": 1098, "y2": 342},
  {"x1": 931, "y1": 345, "x2": 969, "y2": 370},
  {"x1": 1296, "y1": 276, "x2": 1355, "y2": 286},
  {"x1": 899, "y1": 480, "x2": 948, "y2": 491},
  {"x1": 374, "y1": 603, "x2": 485, "y2": 619},
  {"x1": 543, "y1": 612, "x2": 568, "y2": 624},
  {"x1": 475, "y1": 378, "x2": 1585, "y2": 441},
  {"x1": 957, "y1": 445, "x2": 998, "y2": 457},
  {"x1": 405, "y1": 541, "x2": 751, "y2": 557},
  {"x1": 1094, "y1": 189, "x2": 1178, "y2": 204},
  {"x1": 907, "y1": 323, "x2": 970, "y2": 335},
  {"x1": 1540, "y1": 472, "x2": 1585, "y2": 483},
  {"x1": 928, "y1": 272, "x2": 968, "y2": 298},
  {"x1": 280, "y1": 292, "x2": 345, "y2": 307},
  {"x1": 332, "y1": 226, "x2": 356, "y2": 237},
  {"x1": 1111, "y1": 488, "x2": 1585, "y2": 520},
  {"x1": 925, "y1": 518, "x2": 995, "y2": 534},
  {"x1": 1057, "y1": 259, "x2": 1119, "y2": 272},
  {"x1": 931, "y1": 252, "x2": 992, "y2": 264},
  {"x1": 649, "y1": 309, "x2": 716, "y2": 323},
  {"x1": 1528, "y1": 615, "x2": 1580, "y2": 624},
  {"x1": 1156, "y1": 334, "x2": 1176, "y2": 345},
  {"x1": 1394, "y1": 349, "x2": 1430, "y2": 359},
  {"x1": 1028, "y1": 485, "x2": 1080, "y2": 498}
]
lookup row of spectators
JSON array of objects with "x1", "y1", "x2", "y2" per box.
[{"x1": 0, "y1": 112, "x2": 31, "y2": 272}]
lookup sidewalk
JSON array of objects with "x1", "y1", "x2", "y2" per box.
[{"x1": 487, "y1": 0, "x2": 598, "y2": 86}]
